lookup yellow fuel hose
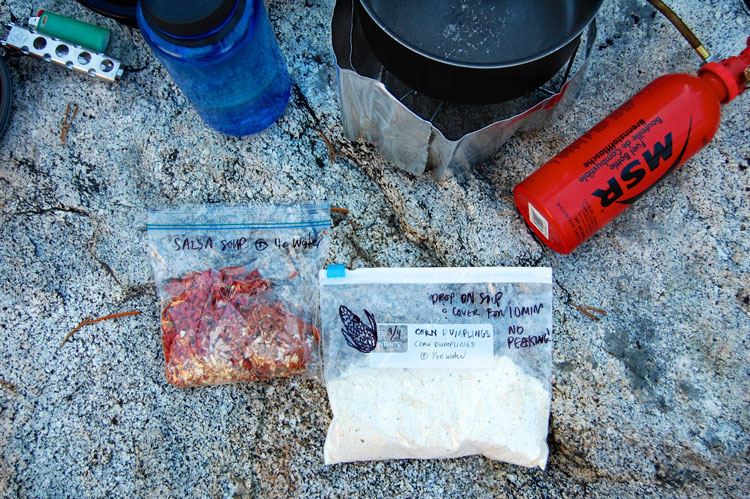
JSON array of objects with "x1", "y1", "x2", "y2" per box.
[{"x1": 647, "y1": 0, "x2": 711, "y2": 62}]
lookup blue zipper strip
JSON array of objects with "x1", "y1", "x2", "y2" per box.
[{"x1": 147, "y1": 220, "x2": 331, "y2": 231}]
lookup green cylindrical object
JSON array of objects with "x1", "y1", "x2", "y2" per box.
[{"x1": 33, "y1": 11, "x2": 111, "y2": 52}]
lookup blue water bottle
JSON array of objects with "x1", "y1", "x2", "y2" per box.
[{"x1": 137, "y1": 0, "x2": 291, "y2": 136}]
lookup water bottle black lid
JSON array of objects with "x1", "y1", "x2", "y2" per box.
[{"x1": 141, "y1": 0, "x2": 239, "y2": 39}]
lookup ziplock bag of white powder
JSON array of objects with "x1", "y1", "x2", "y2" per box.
[{"x1": 319, "y1": 267, "x2": 553, "y2": 468}]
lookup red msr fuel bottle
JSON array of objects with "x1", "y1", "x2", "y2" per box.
[{"x1": 514, "y1": 37, "x2": 750, "y2": 254}]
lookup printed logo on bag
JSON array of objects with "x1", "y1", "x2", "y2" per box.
[
  {"x1": 375, "y1": 324, "x2": 409, "y2": 353},
  {"x1": 339, "y1": 305, "x2": 377, "y2": 353}
]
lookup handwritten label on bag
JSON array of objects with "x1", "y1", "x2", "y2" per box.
[
  {"x1": 171, "y1": 233, "x2": 325, "y2": 253},
  {"x1": 369, "y1": 323, "x2": 493, "y2": 369}
]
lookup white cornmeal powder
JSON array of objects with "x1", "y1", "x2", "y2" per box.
[{"x1": 324, "y1": 355, "x2": 550, "y2": 468}]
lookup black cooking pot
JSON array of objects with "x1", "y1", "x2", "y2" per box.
[{"x1": 357, "y1": 0, "x2": 604, "y2": 104}]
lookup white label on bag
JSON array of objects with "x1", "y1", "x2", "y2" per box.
[{"x1": 369, "y1": 323, "x2": 494, "y2": 369}]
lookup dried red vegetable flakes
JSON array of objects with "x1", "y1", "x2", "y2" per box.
[{"x1": 160, "y1": 266, "x2": 320, "y2": 387}]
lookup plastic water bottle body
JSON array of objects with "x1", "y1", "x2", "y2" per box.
[{"x1": 137, "y1": 0, "x2": 291, "y2": 136}]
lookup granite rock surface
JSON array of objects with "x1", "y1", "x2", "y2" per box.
[{"x1": 0, "y1": 0, "x2": 748, "y2": 497}]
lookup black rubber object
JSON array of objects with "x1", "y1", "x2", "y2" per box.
[
  {"x1": 0, "y1": 56, "x2": 11, "y2": 140},
  {"x1": 357, "y1": 0, "x2": 603, "y2": 104},
  {"x1": 77, "y1": 0, "x2": 138, "y2": 27},
  {"x1": 140, "y1": 0, "x2": 244, "y2": 46}
]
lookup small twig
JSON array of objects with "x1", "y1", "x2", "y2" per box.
[
  {"x1": 569, "y1": 302, "x2": 608, "y2": 321},
  {"x1": 61, "y1": 103, "x2": 79, "y2": 144},
  {"x1": 60, "y1": 103, "x2": 70, "y2": 142},
  {"x1": 573, "y1": 306, "x2": 599, "y2": 321},
  {"x1": 501, "y1": 195, "x2": 515, "y2": 205},
  {"x1": 60, "y1": 311, "x2": 141, "y2": 347},
  {"x1": 582, "y1": 305, "x2": 607, "y2": 316},
  {"x1": 0, "y1": 379, "x2": 20, "y2": 395},
  {"x1": 331, "y1": 206, "x2": 359, "y2": 229},
  {"x1": 312, "y1": 127, "x2": 338, "y2": 164},
  {"x1": 88, "y1": 310, "x2": 141, "y2": 324},
  {"x1": 60, "y1": 317, "x2": 92, "y2": 347}
]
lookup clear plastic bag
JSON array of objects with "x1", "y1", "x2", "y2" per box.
[
  {"x1": 147, "y1": 204, "x2": 330, "y2": 387},
  {"x1": 319, "y1": 267, "x2": 553, "y2": 468}
]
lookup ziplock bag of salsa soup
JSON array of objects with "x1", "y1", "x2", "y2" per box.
[{"x1": 147, "y1": 204, "x2": 330, "y2": 387}]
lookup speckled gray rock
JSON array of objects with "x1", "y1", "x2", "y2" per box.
[{"x1": 0, "y1": 0, "x2": 748, "y2": 497}]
